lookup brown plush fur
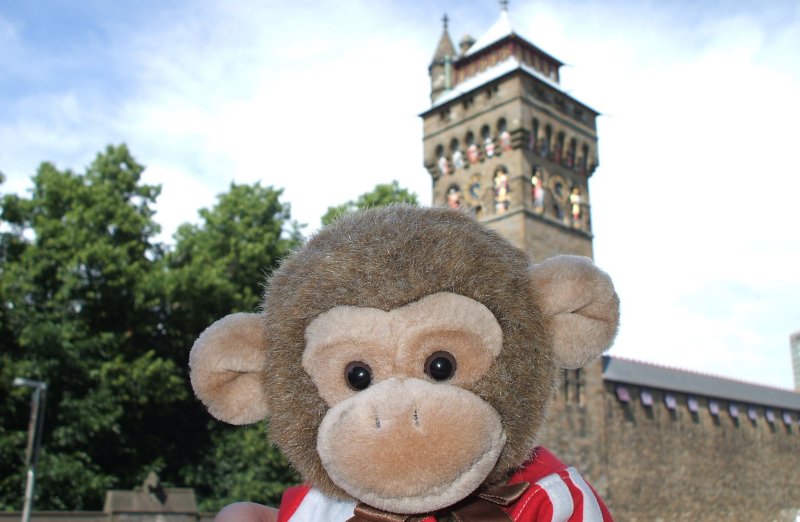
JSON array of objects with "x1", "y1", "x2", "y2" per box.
[
  {"x1": 261, "y1": 205, "x2": 554, "y2": 500},
  {"x1": 189, "y1": 312, "x2": 270, "y2": 425},
  {"x1": 529, "y1": 255, "x2": 620, "y2": 369}
]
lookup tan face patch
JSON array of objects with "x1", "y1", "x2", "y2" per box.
[
  {"x1": 317, "y1": 378, "x2": 506, "y2": 514},
  {"x1": 303, "y1": 292, "x2": 503, "y2": 406}
]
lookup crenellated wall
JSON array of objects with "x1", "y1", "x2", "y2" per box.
[{"x1": 540, "y1": 358, "x2": 800, "y2": 521}]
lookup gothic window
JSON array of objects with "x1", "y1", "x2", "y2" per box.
[
  {"x1": 497, "y1": 118, "x2": 507, "y2": 134},
  {"x1": 530, "y1": 118, "x2": 540, "y2": 152},
  {"x1": 566, "y1": 138, "x2": 577, "y2": 168},
  {"x1": 436, "y1": 145, "x2": 450, "y2": 176},
  {"x1": 531, "y1": 166, "x2": 544, "y2": 214},
  {"x1": 493, "y1": 166, "x2": 510, "y2": 213},
  {"x1": 542, "y1": 125, "x2": 552, "y2": 158},
  {"x1": 580, "y1": 144, "x2": 589, "y2": 174},
  {"x1": 450, "y1": 138, "x2": 464, "y2": 169},
  {"x1": 550, "y1": 174, "x2": 568, "y2": 222},
  {"x1": 482, "y1": 124, "x2": 496, "y2": 158},
  {"x1": 466, "y1": 131, "x2": 480, "y2": 164},
  {"x1": 497, "y1": 118, "x2": 511, "y2": 152},
  {"x1": 446, "y1": 185, "x2": 462, "y2": 209},
  {"x1": 555, "y1": 132, "x2": 565, "y2": 164}
]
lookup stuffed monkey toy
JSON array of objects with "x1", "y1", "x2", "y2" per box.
[{"x1": 190, "y1": 205, "x2": 619, "y2": 521}]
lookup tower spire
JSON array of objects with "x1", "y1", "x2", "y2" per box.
[
  {"x1": 429, "y1": 12, "x2": 457, "y2": 101},
  {"x1": 500, "y1": 0, "x2": 509, "y2": 12}
]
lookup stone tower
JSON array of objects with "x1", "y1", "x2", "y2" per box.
[{"x1": 420, "y1": 5, "x2": 600, "y2": 262}]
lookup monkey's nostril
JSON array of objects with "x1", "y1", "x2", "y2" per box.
[
  {"x1": 413, "y1": 408, "x2": 420, "y2": 428},
  {"x1": 375, "y1": 416, "x2": 381, "y2": 429}
]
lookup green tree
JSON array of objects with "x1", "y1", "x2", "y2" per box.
[
  {"x1": 321, "y1": 180, "x2": 418, "y2": 226},
  {"x1": 162, "y1": 182, "x2": 302, "y2": 510},
  {"x1": 0, "y1": 145, "x2": 180, "y2": 509},
  {"x1": 0, "y1": 151, "x2": 304, "y2": 511}
]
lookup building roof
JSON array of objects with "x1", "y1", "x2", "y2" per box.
[
  {"x1": 425, "y1": 55, "x2": 563, "y2": 111},
  {"x1": 431, "y1": 18, "x2": 456, "y2": 64},
  {"x1": 464, "y1": 8, "x2": 514, "y2": 57},
  {"x1": 602, "y1": 356, "x2": 800, "y2": 411}
]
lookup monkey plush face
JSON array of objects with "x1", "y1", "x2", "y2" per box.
[{"x1": 189, "y1": 206, "x2": 619, "y2": 515}]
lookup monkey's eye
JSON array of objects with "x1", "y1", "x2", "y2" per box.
[
  {"x1": 345, "y1": 361, "x2": 372, "y2": 391},
  {"x1": 424, "y1": 351, "x2": 457, "y2": 381}
]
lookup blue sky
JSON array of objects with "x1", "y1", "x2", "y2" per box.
[{"x1": 2, "y1": 0, "x2": 799, "y2": 389}]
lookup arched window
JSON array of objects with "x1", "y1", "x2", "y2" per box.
[
  {"x1": 497, "y1": 118, "x2": 507, "y2": 134},
  {"x1": 530, "y1": 118, "x2": 540, "y2": 151},
  {"x1": 481, "y1": 124, "x2": 496, "y2": 158},
  {"x1": 567, "y1": 138, "x2": 577, "y2": 168},
  {"x1": 543, "y1": 125, "x2": 552, "y2": 158},
  {"x1": 450, "y1": 138, "x2": 464, "y2": 170},
  {"x1": 555, "y1": 132, "x2": 565, "y2": 164},
  {"x1": 550, "y1": 174, "x2": 568, "y2": 222},
  {"x1": 435, "y1": 144, "x2": 450, "y2": 176},
  {"x1": 446, "y1": 184, "x2": 462, "y2": 210},
  {"x1": 466, "y1": 131, "x2": 480, "y2": 164},
  {"x1": 497, "y1": 118, "x2": 511, "y2": 152},
  {"x1": 450, "y1": 138, "x2": 459, "y2": 153},
  {"x1": 580, "y1": 144, "x2": 589, "y2": 174},
  {"x1": 493, "y1": 165, "x2": 510, "y2": 213}
]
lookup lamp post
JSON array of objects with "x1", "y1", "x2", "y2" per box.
[{"x1": 13, "y1": 378, "x2": 47, "y2": 522}]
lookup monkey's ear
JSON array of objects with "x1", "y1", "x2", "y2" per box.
[
  {"x1": 529, "y1": 255, "x2": 620, "y2": 369},
  {"x1": 189, "y1": 313, "x2": 270, "y2": 425}
]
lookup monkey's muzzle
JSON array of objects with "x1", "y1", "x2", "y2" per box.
[{"x1": 316, "y1": 378, "x2": 506, "y2": 515}]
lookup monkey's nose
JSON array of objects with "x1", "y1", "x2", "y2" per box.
[{"x1": 371, "y1": 402, "x2": 423, "y2": 431}]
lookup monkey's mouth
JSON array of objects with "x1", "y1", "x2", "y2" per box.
[{"x1": 317, "y1": 378, "x2": 506, "y2": 515}]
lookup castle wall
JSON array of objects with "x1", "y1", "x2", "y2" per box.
[
  {"x1": 542, "y1": 366, "x2": 800, "y2": 521},
  {"x1": 537, "y1": 360, "x2": 610, "y2": 498},
  {"x1": 602, "y1": 381, "x2": 800, "y2": 521}
]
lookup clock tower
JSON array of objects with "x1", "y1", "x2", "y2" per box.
[{"x1": 420, "y1": 4, "x2": 600, "y2": 262}]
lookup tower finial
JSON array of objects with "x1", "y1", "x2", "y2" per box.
[
  {"x1": 500, "y1": 0, "x2": 509, "y2": 12},
  {"x1": 442, "y1": 13, "x2": 449, "y2": 31}
]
